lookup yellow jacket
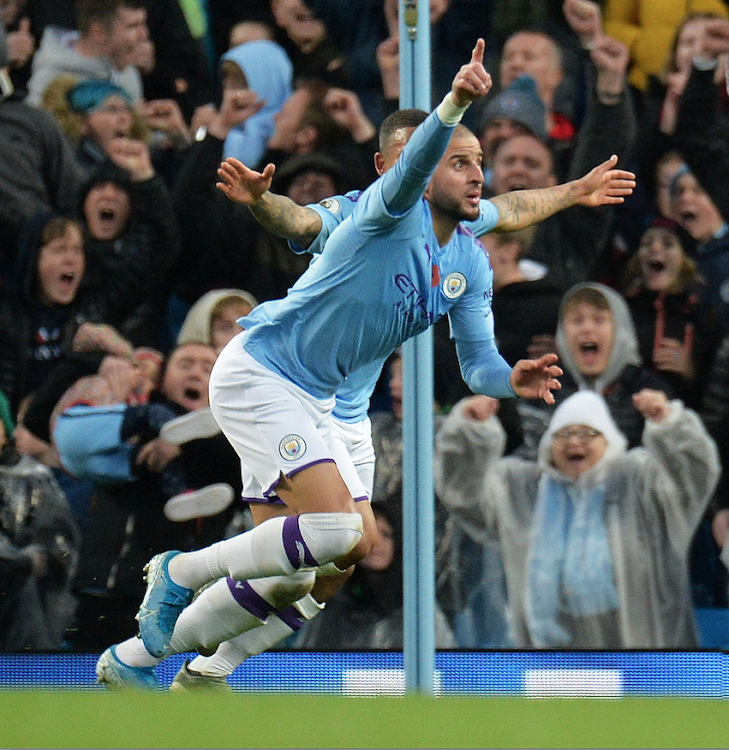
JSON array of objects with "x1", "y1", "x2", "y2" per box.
[{"x1": 604, "y1": 0, "x2": 729, "y2": 90}]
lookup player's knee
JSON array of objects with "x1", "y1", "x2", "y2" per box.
[
  {"x1": 356, "y1": 510, "x2": 379, "y2": 557},
  {"x1": 295, "y1": 511, "x2": 363, "y2": 567}
]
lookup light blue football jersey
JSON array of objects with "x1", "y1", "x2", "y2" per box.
[{"x1": 240, "y1": 107, "x2": 509, "y2": 402}]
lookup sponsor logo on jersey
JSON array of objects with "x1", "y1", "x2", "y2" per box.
[
  {"x1": 279, "y1": 434, "x2": 306, "y2": 460},
  {"x1": 319, "y1": 198, "x2": 341, "y2": 214},
  {"x1": 431, "y1": 264, "x2": 441, "y2": 287},
  {"x1": 443, "y1": 272, "x2": 467, "y2": 299}
]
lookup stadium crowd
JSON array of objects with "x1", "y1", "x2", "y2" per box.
[{"x1": 1, "y1": 0, "x2": 729, "y2": 671}]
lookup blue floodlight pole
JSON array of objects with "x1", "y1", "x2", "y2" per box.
[{"x1": 399, "y1": 0, "x2": 435, "y2": 696}]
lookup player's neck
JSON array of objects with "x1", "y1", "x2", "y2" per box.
[{"x1": 429, "y1": 209, "x2": 459, "y2": 247}]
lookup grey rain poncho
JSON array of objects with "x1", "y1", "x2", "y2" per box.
[{"x1": 434, "y1": 392, "x2": 719, "y2": 649}]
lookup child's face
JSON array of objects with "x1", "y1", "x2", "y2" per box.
[
  {"x1": 221, "y1": 61, "x2": 248, "y2": 91},
  {"x1": 637, "y1": 226, "x2": 685, "y2": 292},
  {"x1": 672, "y1": 172, "x2": 725, "y2": 243},
  {"x1": 211, "y1": 301, "x2": 252, "y2": 353},
  {"x1": 562, "y1": 301, "x2": 614, "y2": 377},
  {"x1": 83, "y1": 182, "x2": 131, "y2": 240},
  {"x1": 37, "y1": 224, "x2": 85, "y2": 306},
  {"x1": 162, "y1": 343, "x2": 216, "y2": 411}
]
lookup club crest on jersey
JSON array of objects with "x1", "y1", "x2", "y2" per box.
[
  {"x1": 443, "y1": 272, "x2": 467, "y2": 299},
  {"x1": 279, "y1": 434, "x2": 306, "y2": 460},
  {"x1": 318, "y1": 198, "x2": 341, "y2": 215}
]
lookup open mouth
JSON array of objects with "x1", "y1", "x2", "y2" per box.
[
  {"x1": 184, "y1": 387, "x2": 202, "y2": 401},
  {"x1": 58, "y1": 271, "x2": 77, "y2": 291},
  {"x1": 575, "y1": 341, "x2": 602, "y2": 368}
]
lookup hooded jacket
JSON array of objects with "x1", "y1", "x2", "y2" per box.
[
  {"x1": 0, "y1": 211, "x2": 95, "y2": 414},
  {"x1": 434, "y1": 391, "x2": 719, "y2": 648},
  {"x1": 77, "y1": 161, "x2": 181, "y2": 348},
  {"x1": 517, "y1": 283, "x2": 674, "y2": 458},
  {"x1": 176, "y1": 288, "x2": 258, "y2": 347},
  {"x1": 220, "y1": 39, "x2": 293, "y2": 168}
]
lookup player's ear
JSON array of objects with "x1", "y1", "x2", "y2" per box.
[{"x1": 374, "y1": 152, "x2": 386, "y2": 176}]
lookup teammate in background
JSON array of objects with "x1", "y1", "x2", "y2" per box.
[{"x1": 95, "y1": 40, "x2": 636, "y2": 689}]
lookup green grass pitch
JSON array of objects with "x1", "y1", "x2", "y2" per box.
[{"x1": 2, "y1": 692, "x2": 728, "y2": 748}]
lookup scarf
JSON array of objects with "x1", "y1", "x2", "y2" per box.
[{"x1": 524, "y1": 474, "x2": 619, "y2": 647}]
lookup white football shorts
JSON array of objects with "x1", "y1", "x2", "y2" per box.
[{"x1": 210, "y1": 335, "x2": 367, "y2": 501}]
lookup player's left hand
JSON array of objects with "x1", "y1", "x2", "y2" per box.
[
  {"x1": 576, "y1": 154, "x2": 636, "y2": 207},
  {"x1": 509, "y1": 353, "x2": 562, "y2": 404}
]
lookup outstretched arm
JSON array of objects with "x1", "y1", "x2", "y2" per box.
[
  {"x1": 489, "y1": 154, "x2": 636, "y2": 232},
  {"x1": 216, "y1": 157, "x2": 324, "y2": 249}
]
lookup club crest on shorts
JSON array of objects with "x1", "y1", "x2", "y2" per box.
[
  {"x1": 443, "y1": 272, "x2": 467, "y2": 299},
  {"x1": 279, "y1": 434, "x2": 306, "y2": 460},
  {"x1": 318, "y1": 198, "x2": 341, "y2": 215}
]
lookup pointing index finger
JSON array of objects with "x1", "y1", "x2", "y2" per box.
[{"x1": 471, "y1": 38, "x2": 485, "y2": 66}]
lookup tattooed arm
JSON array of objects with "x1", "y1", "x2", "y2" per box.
[
  {"x1": 248, "y1": 191, "x2": 323, "y2": 248},
  {"x1": 216, "y1": 157, "x2": 324, "y2": 248},
  {"x1": 489, "y1": 154, "x2": 635, "y2": 232}
]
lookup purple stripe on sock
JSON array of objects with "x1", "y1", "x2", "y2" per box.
[
  {"x1": 226, "y1": 578, "x2": 276, "y2": 621},
  {"x1": 282, "y1": 516, "x2": 319, "y2": 569},
  {"x1": 277, "y1": 605, "x2": 305, "y2": 631}
]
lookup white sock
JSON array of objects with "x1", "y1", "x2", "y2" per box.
[
  {"x1": 188, "y1": 618, "x2": 294, "y2": 677},
  {"x1": 167, "y1": 512, "x2": 363, "y2": 591},
  {"x1": 168, "y1": 570, "x2": 315, "y2": 655},
  {"x1": 114, "y1": 636, "x2": 161, "y2": 668},
  {"x1": 188, "y1": 593, "x2": 325, "y2": 678}
]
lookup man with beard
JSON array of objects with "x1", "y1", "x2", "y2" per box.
[{"x1": 94, "y1": 40, "x2": 635, "y2": 688}]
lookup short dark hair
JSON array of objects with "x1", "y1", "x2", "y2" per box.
[
  {"x1": 378, "y1": 108, "x2": 427, "y2": 153},
  {"x1": 74, "y1": 0, "x2": 144, "y2": 34}
]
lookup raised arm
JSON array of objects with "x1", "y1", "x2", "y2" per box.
[
  {"x1": 216, "y1": 157, "x2": 324, "y2": 249},
  {"x1": 379, "y1": 39, "x2": 492, "y2": 216},
  {"x1": 489, "y1": 154, "x2": 636, "y2": 232}
]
